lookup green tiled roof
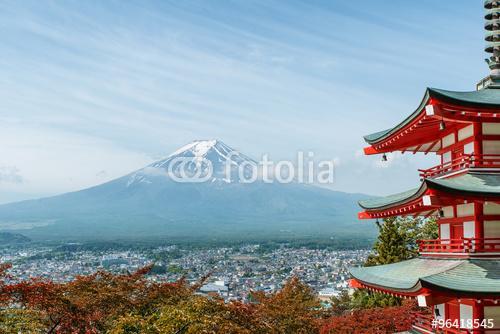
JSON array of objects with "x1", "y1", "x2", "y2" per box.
[
  {"x1": 350, "y1": 258, "x2": 462, "y2": 291},
  {"x1": 427, "y1": 172, "x2": 500, "y2": 194},
  {"x1": 359, "y1": 188, "x2": 421, "y2": 210},
  {"x1": 359, "y1": 172, "x2": 500, "y2": 211},
  {"x1": 364, "y1": 87, "x2": 500, "y2": 144},
  {"x1": 422, "y1": 260, "x2": 500, "y2": 293},
  {"x1": 430, "y1": 87, "x2": 500, "y2": 108},
  {"x1": 363, "y1": 129, "x2": 392, "y2": 143},
  {"x1": 350, "y1": 259, "x2": 500, "y2": 294}
]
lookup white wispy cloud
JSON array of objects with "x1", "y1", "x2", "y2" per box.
[
  {"x1": 0, "y1": 166, "x2": 23, "y2": 184},
  {"x1": 0, "y1": 0, "x2": 484, "y2": 199}
]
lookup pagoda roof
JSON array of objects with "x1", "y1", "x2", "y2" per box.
[
  {"x1": 428, "y1": 171, "x2": 500, "y2": 195},
  {"x1": 359, "y1": 187, "x2": 421, "y2": 210},
  {"x1": 362, "y1": 87, "x2": 500, "y2": 155},
  {"x1": 350, "y1": 258, "x2": 500, "y2": 296},
  {"x1": 359, "y1": 172, "x2": 500, "y2": 213},
  {"x1": 365, "y1": 87, "x2": 500, "y2": 145}
]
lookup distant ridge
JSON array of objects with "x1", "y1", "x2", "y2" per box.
[
  {"x1": 0, "y1": 140, "x2": 375, "y2": 241},
  {"x1": 0, "y1": 232, "x2": 31, "y2": 244}
]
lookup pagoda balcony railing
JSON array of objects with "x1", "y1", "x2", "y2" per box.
[
  {"x1": 412, "y1": 312, "x2": 500, "y2": 333},
  {"x1": 418, "y1": 154, "x2": 500, "y2": 179},
  {"x1": 418, "y1": 238, "x2": 500, "y2": 254}
]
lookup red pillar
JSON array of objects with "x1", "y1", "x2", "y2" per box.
[
  {"x1": 473, "y1": 123, "x2": 484, "y2": 251},
  {"x1": 474, "y1": 202, "x2": 484, "y2": 239},
  {"x1": 473, "y1": 122, "x2": 483, "y2": 156},
  {"x1": 473, "y1": 300, "x2": 484, "y2": 334}
]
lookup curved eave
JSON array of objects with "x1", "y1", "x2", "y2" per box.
[
  {"x1": 364, "y1": 89, "x2": 431, "y2": 145},
  {"x1": 364, "y1": 87, "x2": 500, "y2": 149},
  {"x1": 426, "y1": 172, "x2": 500, "y2": 198},
  {"x1": 358, "y1": 172, "x2": 500, "y2": 219},
  {"x1": 350, "y1": 278, "x2": 424, "y2": 297},
  {"x1": 349, "y1": 258, "x2": 463, "y2": 295},
  {"x1": 350, "y1": 259, "x2": 500, "y2": 297},
  {"x1": 358, "y1": 186, "x2": 426, "y2": 211}
]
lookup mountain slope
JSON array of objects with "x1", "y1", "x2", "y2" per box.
[{"x1": 0, "y1": 140, "x2": 374, "y2": 241}]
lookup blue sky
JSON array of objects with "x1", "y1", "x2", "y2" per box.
[{"x1": 0, "y1": 0, "x2": 486, "y2": 203}]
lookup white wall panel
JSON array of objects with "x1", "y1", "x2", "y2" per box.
[
  {"x1": 457, "y1": 203, "x2": 474, "y2": 217},
  {"x1": 464, "y1": 142, "x2": 474, "y2": 155},
  {"x1": 443, "y1": 151, "x2": 452, "y2": 163},
  {"x1": 442, "y1": 206, "x2": 454, "y2": 218},
  {"x1": 483, "y1": 122, "x2": 500, "y2": 135},
  {"x1": 442, "y1": 134, "x2": 455, "y2": 148},
  {"x1": 483, "y1": 141, "x2": 500, "y2": 154},
  {"x1": 440, "y1": 224, "x2": 450, "y2": 243},
  {"x1": 463, "y1": 221, "x2": 475, "y2": 238},
  {"x1": 459, "y1": 304, "x2": 473, "y2": 329},
  {"x1": 484, "y1": 306, "x2": 500, "y2": 334},
  {"x1": 484, "y1": 202, "x2": 500, "y2": 215},
  {"x1": 458, "y1": 125, "x2": 474, "y2": 141}
]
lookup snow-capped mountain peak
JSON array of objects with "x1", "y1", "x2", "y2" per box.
[
  {"x1": 127, "y1": 140, "x2": 257, "y2": 186},
  {"x1": 162, "y1": 139, "x2": 255, "y2": 164},
  {"x1": 168, "y1": 139, "x2": 219, "y2": 158}
]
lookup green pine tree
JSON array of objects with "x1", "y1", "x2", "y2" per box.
[
  {"x1": 365, "y1": 216, "x2": 438, "y2": 266},
  {"x1": 333, "y1": 216, "x2": 438, "y2": 310}
]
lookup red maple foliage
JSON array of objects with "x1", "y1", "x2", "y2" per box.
[
  {"x1": 5, "y1": 264, "x2": 192, "y2": 334},
  {"x1": 0, "y1": 262, "x2": 12, "y2": 305},
  {"x1": 0, "y1": 262, "x2": 420, "y2": 334},
  {"x1": 320, "y1": 299, "x2": 417, "y2": 334}
]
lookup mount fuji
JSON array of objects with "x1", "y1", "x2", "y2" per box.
[
  {"x1": 127, "y1": 140, "x2": 258, "y2": 186},
  {"x1": 0, "y1": 140, "x2": 373, "y2": 241}
]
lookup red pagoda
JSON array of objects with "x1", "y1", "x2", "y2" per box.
[{"x1": 349, "y1": 2, "x2": 500, "y2": 333}]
